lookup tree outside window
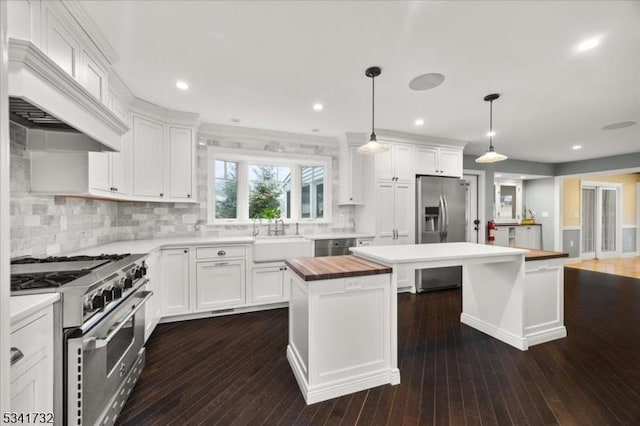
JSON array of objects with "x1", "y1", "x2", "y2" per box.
[{"x1": 249, "y1": 165, "x2": 291, "y2": 219}]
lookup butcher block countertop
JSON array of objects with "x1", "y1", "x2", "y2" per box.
[
  {"x1": 524, "y1": 249, "x2": 569, "y2": 261},
  {"x1": 285, "y1": 255, "x2": 392, "y2": 281}
]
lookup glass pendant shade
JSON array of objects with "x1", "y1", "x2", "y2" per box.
[
  {"x1": 475, "y1": 146, "x2": 508, "y2": 163},
  {"x1": 476, "y1": 93, "x2": 507, "y2": 163},
  {"x1": 357, "y1": 133, "x2": 389, "y2": 154}
]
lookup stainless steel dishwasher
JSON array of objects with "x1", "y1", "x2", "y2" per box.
[{"x1": 314, "y1": 238, "x2": 357, "y2": 257}]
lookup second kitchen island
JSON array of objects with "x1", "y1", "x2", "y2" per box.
[{"x1": 350, "y1": 242, "x2": 564, "y2": 351}]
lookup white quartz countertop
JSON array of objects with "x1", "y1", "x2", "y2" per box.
[
  {"x1": 63, "y1": 233, "x2": 371, "y2": 256},
  {"x1": 11, "y1": 293, "x2": 60, "y2": 325},
  {"x1": 350, "y1": 242, "x2": 528, "y2": 264},
  {"x1": 303, "y1": 233, "x2": 375, "y2": 241},
  {"x1": 65, "y1": 235, "x2": 257, "y2": 255}
]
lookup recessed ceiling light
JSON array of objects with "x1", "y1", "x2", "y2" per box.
[
  {"x1": 520, "y1": 176, "x2": 526, "y2": 179},
  {"x1": 495, "y1": 174, "x2": 502, "y2": 178},
  {"x1": 414, "y1": 118, "x2": 424, "y2": 126},
  {"x1": 176, "y1": 80, "x2": 189, "y2": 90},
  {"x1": 572, "y1": 145, "x2": 582, "y2": 150},
  {"x1": 313, "y1": 103, "x2": 323, "y2": 111},
  {"x1": 602, "y1": 121, "x2": 636, "y2": 130},
  {"x1": 486, "y1": 131, "x2": 496, "y2": 137},
  {"x1": 409, "y1": 73, "x2": 445, "y2": 91},
  {"x1": 198, "y1": 141, "x2": 206, "y2": 146},
  {"x1": 230, "y1": 118, "x2": 241, "y2": 123},
  {"x1": 576, "y1": 36, "x2": 601, "y2": 52},
  {"x1": 311, "y1": 128, "x2": 320, "y2": 133}
]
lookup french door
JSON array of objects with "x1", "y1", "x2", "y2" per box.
[{"x1": 581, "y1": 184, "x2": 620, "y2": 259}]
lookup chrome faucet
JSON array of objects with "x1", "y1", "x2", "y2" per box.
[
  {"x1": 252, "y1": 218, "x2": 260, "y2": 237},
  {"x1": 268, "y1": 218, "x2": 286, "y2": 236}
]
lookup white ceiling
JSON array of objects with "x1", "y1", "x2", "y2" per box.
[{"x1": 80, "y1": 1, "x2": 640, "y2": 163}]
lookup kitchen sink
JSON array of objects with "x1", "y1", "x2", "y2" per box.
[{"x1": 253, "y1": 237, "x2": 313, "y2": 262}]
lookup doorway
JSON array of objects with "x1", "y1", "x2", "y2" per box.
[
  {"x1": 581, "y1": 183, "x2": 621, "y2": 259},
  {"x1": 463, "y1": 174, "x2": 479, "y2": 243}
]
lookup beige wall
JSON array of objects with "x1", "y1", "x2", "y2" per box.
[{"x1": 563, "y1": 173, "x2": 639, "y2": 227}]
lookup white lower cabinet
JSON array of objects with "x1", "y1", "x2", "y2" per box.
[
  {"x1": 196, "y1": 260, "x2": 246, "y2": 311},
  {"x1": 144, "y1": 250, "x2": 162, "y2": 341},
  {"x1": 494, "y1": 225, "x2": 542, "y2": 249},
  {"x1": 160, "y1": 248, "x2": 190, "y2": 316},
  {"x1": 10, "y1": 305, "x2": 54, "y2": 416},
  {"x1": 251, "y1": 265, "x2": 288, "y2": 304}
]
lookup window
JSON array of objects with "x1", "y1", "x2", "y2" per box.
[
  {"x1": 301, "y1": 166, "x2": 324, "y2": 219},
  {"x1": 215, "y1": 160, "x2": 237, "y2": 219},
  {"x1": 209, "y1": 150, "x2": 331, "y2": 223}
]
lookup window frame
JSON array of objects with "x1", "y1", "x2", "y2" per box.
[{"x1": 208, "y1": 148, "x2": 332, "y2": 224}]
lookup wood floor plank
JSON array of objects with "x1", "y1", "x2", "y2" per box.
[{"x1": 116, "y1": 268, "x2": 640, "y2": 426}]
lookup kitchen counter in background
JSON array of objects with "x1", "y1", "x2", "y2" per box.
[
  {"x1": 62, "y1": 234, "x2": 375, "y2": 257},
  {"x1": 525, "y1": 249, "x2": 569, "y2": 261}
]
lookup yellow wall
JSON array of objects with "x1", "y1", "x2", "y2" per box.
[{"x1": 562, "y1": 173, "x2": 639, "y2": 227}]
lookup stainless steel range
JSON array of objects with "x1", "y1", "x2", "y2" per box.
[{"x1": 11, "y1": 253, "x2": 152, "y2": 426}]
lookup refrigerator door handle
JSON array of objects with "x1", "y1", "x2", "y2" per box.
[
  {"x1": 443, "y1": 195, "x2": 449, "y2": 241},
  {"x1": 438, "y1": 195, "x2": 444, "y2": 243}
]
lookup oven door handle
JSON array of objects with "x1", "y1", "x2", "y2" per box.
[{"x1": 89, "y1": 291, "x2": 153, "y2": 350}]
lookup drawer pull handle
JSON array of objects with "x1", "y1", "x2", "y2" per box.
[
  {"x1": 10, "y1": 348, "x2": 24, "y2": 366},
  {"x1": 215, "y1": 262, "x2": 229, "y2": 266},
  {"x1": 217, "y1": 250, "x2": 226, "y2": 256}
]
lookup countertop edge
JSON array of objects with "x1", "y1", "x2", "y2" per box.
[
  {"x1": 11, "y1": 293, "x2": 60, "y2": 325},
  {"x1": 285, "y1": 257, "x2": 392, "y2": 282}
]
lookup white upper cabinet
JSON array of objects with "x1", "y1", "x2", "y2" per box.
[
  {"x1": 79, "y1": 49, "x2": 108, "y2": 102},
  {"x1": 339, "y1": 144, "x2": 364, "y2": 204},
  {"x1": 132, "y1": 115, "x2": 165, "y2": 198},
  {"x1": 375, "y1": 143, "x2": 414, "y2": 183},
  {"x1": 167, "y1": 127, "x2": 194, "y2": 199},
  {"x1": 415, "y1": 146, "x2": 463, "y2": 177},
  {"x1": 44, "y1": 6, "x2": 79, "y2": 78}
]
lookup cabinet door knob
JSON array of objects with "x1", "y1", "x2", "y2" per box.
[
  {"x1": 187, "y1": 194, "x2": 191, "y2": 198},
  {"x1": 183, "y1": 250, "x2": 188, "y2": 254},
  {"x1": 217, "y1": 250, "x2": 226, "y2": 256},
  {"x1": 160, "y1": 193, "x2": 164, "y2": 197}
]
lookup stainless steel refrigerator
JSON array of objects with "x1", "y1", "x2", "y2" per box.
[{"x1": 416, "y1": 175, "x2": 467, "y2": 291}]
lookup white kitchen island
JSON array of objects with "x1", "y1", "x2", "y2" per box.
[{"x1": 350, "y1": 242, "x2": 566, "y2": 351}]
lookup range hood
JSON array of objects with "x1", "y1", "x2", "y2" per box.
[{"x1": 8, "y1": 39, "x2": 128, "y2": 152}]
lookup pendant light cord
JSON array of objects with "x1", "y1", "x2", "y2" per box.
[
  {"x1": 489, "y1": 99, "x2": 494, "y2": 149},
  {"x1": 371, "y1": 75, "x2": 376, "y2": 137}
]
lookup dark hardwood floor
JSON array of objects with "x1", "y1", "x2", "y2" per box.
[{"x1": 117, "y1": 268, "x2": 640, "y2": 425}]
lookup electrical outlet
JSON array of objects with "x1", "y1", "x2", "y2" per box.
[
  {"x1": 345, "y1": 281, "x2": 361, "y2": 290},
  {"x1": 573, "y1": 211, "x2": 579, "y2": 219},
  {"x1": 541, "y1": 211, "x2": 549, "y2": 218},
  {"x1": 570, "y1": 240, "x2": 574, "y2": 247}
]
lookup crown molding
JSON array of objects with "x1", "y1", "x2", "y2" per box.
[
  {"x1": 198, "y1": 122, "x2": 340, "y2": 146},
  {"x1": 375, "y1": 128, "x2": 468, "y2": 149}
]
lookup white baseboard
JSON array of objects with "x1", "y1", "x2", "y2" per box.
[
  {"x1": 159, "y1": 302, "x2": 288, "y2": 324},
  {"x1": 460, "y1": 313, "x2": 527, "y2": 350},
  {"x1": 525, "y1": 326, "x2": 567, "y2": 347},
  {"x1": 286, "y1": 346, "x2": 400, "y2": 405}
]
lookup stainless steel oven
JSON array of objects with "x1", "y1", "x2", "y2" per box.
[
  {"x1": 11, "y1": 253, "x2": 151, "y2": 426},
  {"x1": 66, "y1": 286, "x2": 152, "y2": 426}
]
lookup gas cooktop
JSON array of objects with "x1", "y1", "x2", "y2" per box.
[{"x1": 10, "y1": 253, "x2": 131, "y2": 292}]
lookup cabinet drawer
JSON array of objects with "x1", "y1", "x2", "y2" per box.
[
  {"x1": 10, "y1": 308, "x2": 52, "y2": 378},
  {"x1": 196, "y1": 245, "x2": 246, "y2": 259}
]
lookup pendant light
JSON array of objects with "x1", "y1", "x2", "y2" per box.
[
  {"x1": 357, "y1": 66, "x2": 389, "y2": 154},
  {"x1": 475, "y1": 93, "x2": 508, "y2": 163}
]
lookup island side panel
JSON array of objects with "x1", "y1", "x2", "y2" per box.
[
  {"x1": 460, "y1": 254, "x2": 527, "y2": 350},
  {"x1": 288, "y1": 271, "x2": 310, "y2": 383},
  {"x1": 524, "y1": 257, "x2": 567, "y2": 345}
]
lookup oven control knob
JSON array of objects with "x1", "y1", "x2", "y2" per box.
[
  {"x1": 103, "y1": 287, "x2": 114, "y2": 302},
  {"x1": 112, "y1": 286, "x2": 123, "y2": 299},
  {"x1": 134, "y1": 267, "x2": 143, "y2": 279},
  {"x1": 140, "y1": 261, "x2": 147, "y2": 276},
  {"x1": 124, "y1": 276, "x2": 133, "y2": 289},
  {"x1": 92, "y1": 293, "x2": 106, "y2": 310}
]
